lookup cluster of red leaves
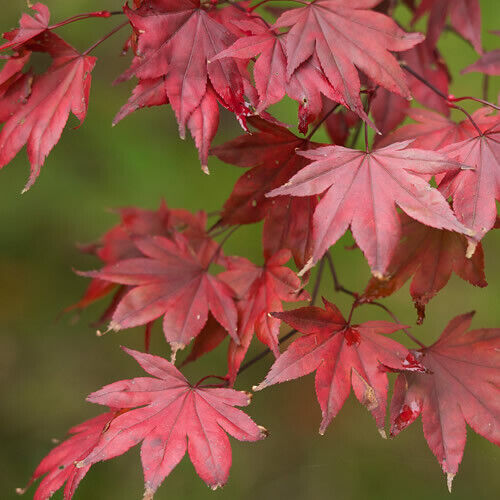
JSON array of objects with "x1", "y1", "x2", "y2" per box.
[{"x1": 3, "y1": 1, "x2": 499, "y2": 499}]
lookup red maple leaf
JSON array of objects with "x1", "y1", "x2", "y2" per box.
[
  {"x1": 254, "y1": 299, "x2": 424, "y2": 434},
  {"x1": 78, "y1": 348, "x2": 267, "y2": 497},
  {"x1": 390, "y1": 312, "x2": 500, "y2": 490},
  {"x1": 0, "y1": 32, "x2": 96, "y2": 191},
  {"x1": 0, "y1": 3, "x2": 50, "y2": 51},
  {"x1": 439, "y1": 119, "x2": 500, "y2": 243},
  {"x1": 81, "y1": 233, "x2": 238, "y2": 356},
  {"x1": 220, "y1": 249, "x2": 309, "y2": 382},
  {"x1": 212, "y1": 18, "x2": 341, "y2": 133},
  {"x1": 462, "y1": 31, "x2": 500, "y2": 75},
  {"x1": 377, "y1": 107, "x2": 497, "y2": 150},
  {"x1": 116, "y1": 0, "x2": 250, "y2": 169},
  {"x1": 211, "y1": 118, "x2": 320, "y2": 267},
  {"x1": 268, "y1": 141, "x2": 470, "y2": 277},
  {"x1": 22, "y1": 411, "x2": 119, "y2": 500},
  {"x1": 413, "y1": 0, "x2": 482, "y2": 54},
  {"x1": 274, "y1": 0, "x2": 423, "y2": 120},
  {"x1": 364, "y1": 213, "x2": 487, "y2": 323}
]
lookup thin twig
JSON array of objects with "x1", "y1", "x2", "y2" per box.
[
  {"x1": 401, "y1": 63, "x2": 483, "y2": 135},
  {"x1": 307, "y1": 104, "x2": 340, "y2": 140},
  {"x1": 83, "y1": 21, "x2": 129, "y2": 56}
]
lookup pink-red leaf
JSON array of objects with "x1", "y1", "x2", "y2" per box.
[
  {"x1": 390, "y1": 313, "x2": 500, "y2": 489},
  {"x1": 364, "y1": 213, "x2": 487, "y2": 323},
  {"x1": 0, "y1": 33, "x2": 96, "y2": 191},
  {"x1": 79, "y1": 348, "x2": 267, "y2": 496},
  {"x1": 255, "y1": 299, "x2": 423, "y2": 434},
  {"x1": 81, "y1": 233, "x2": 238, "y2": 355},
  {"x1": 275, "y1": 0, "x2": 423, "y2": 120},
  {"x1": 23, "y1": 411, "x2": 118, "y2": 500},
  {"x1": 268, "y1": 141, "x2": 470, "y2": 277}
]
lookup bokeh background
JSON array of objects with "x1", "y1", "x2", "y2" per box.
[{"x1": 1, "y1": 1, "x2": 499, "y2": 499}]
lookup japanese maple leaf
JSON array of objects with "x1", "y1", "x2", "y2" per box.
[
  {"x1": 268, "y1": 141, "x2": 470, "y2": 277},
  {"x1": 211, "y1": 118, "x2": 320, "y2": 267},
  {"x1": 390, "y1": 313, "x2": 500, "y2": 490},
  {"x1": 21, "y1": 411, "x2": 118, "y2": 500},
  {"x1": 413, "y1": 0, "x2": 482, "y2": 54},
  {"x1": 0, "y1": 3, "x2": 50, "y2": 51},
  {"x1": 377, "y1": 107, "x2": 497, "y2": 150},
  {"x1": 212, "y1": 19, "x2": 340, "y2": 132},
  {"x1": 211, "y1": 117, "x2": 319, "y2": 220},
  {"x1": 219, "y1": 249, "x2": 308, "y2": 382},
  {"x1": 0, "y1": 33, "x2": 96, "y2": 191},
  {"x1": 364, "y1": 213, "x2": 487, "y2": 323},
  {"x1": 462, "y1": 32, "x2": 500, "y2": 76},
  {"x1": 117, "y1": 0, "x2": 247, "y2": 168},
  {"x1": 439, "y1": 119, "x2": 500, "y2": 242},
  {"x1": 81, "y1": 233, "x2": 238, "y2": 356},
  {"x1": 274, "y1": 0, "x2": 423, "y2": 119},
  {"x1": 78, "y1": 348, "x2": 267, "y2": 496},
  {"x1": 254, "y1": 299, "x2": 424, "y2": 434}
]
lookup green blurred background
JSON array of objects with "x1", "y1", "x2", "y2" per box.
[{"x1": 1, "y1": 1, "x2": 499, "y2": 499}]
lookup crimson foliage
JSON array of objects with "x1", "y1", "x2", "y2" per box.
[{"x1": 2, "y1": 1, "x2": 499, "y2": 498}]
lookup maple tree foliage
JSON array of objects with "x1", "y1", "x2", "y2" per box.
[
  {"x1": 390, "y1": 312, "x2": 500, "y2": 491},
  {"x1": 2, "y1": 0, "x2": 499, "y2": 498}
]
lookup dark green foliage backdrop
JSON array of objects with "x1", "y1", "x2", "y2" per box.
[{"x1": 0, "y1": 1, "x2": 499, "y2": 499}]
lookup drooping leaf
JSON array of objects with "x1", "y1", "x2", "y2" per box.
[
  {"x1": 220, "y1": 249, "x2": 308, "y2": 382},
  {"x1": 211, "y1": 118, "x2": 320, "y2": 267},
  {"x1": 390, "y1": 313, "x2": 500, "y2": 490},
  {"x1": 274, "y1": 0, "x2": 423, "y2": 120},
  {"x1": 78, "y1": 348, "x2": 267, "y2": 496},
  {"x1": 117, "y1": 0, "x2": 249, "y2": 169},
  {"x1": 254, "y1": 299, "x2": 424, "y2": 434},
  {"x1": 268, "y1": 141, "x2": 470, "y2": 277},
  {"x1": 439, "y1": 118, "x2": 500, "y2": 243},
  {"x1": 0, "y1": 2, "x2": 50, "y2": 51},
  {"x1": 22, "y1": 411, "x2": 118, "y2": 500},
  {"x1": 462, "y1": 32, "x2": 500, "y2": 75},
  {"x1": 364, "y1": 213, "x2": 487, "y2": 323},
  {"x1": 0, "y1": 32, "x2": 96, "y2": 191},
  {"x1": 413, "y1": 0, "x2": 482, "y2": 54}
]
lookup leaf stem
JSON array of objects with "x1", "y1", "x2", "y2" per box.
[
  {"x1": 82, "y1": 21, "x2": 129, "y2": 56},
  {"x1": 48, "y1": 11, "x2": 123, "y2": 30},
  {"x1": 401, "y1": 63, "x2": 483, "y2": 136},
  {"x1": 306, "y1": 103, "x2": 340, "y2": 140},
  {"x1": 325, "y1": 253, "x2": 426, "y2": 348}
]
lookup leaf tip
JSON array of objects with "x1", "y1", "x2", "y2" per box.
[
  {"x1": 378, "y1": 428, "x2": 387, "y2": 439},
  {"x1": 252, "y1": 383, "x2": 265, "y2": 392},
  {"x1": 446, "y1": 472, "x2": 455, "y2": 493},
  {"x1": 466, "y1": 239, "x2": 477, "y2": 258},
  {"x1": 258, "y1": 425, "x2": 269, "y2": 439},
  {"x1": 15, "y1": 487, "x2": 27, "y2": 496},
  {"x1": 143, "y1": 486, "x2": 155, "y2": 500},
  {"x1": 201, "y1": 164, "x2": 210, "y2": 175}
]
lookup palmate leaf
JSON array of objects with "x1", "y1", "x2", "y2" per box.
[
  {"x1": 22, "y1": 411, "x2": 119, "y2": 500},
  {"x1": 390, "y1": 313, "x2": 500, "y2": 491},
  {"x1": 254, "y1": 299, "x2": 424, "y2": 435},
  {"x1": 0, "y1": 32, "x2": 96, "y2": 191},
  {"x1": 81, "y1": 233, "x2": 238, "y2": 357},
  {"x1": 268, "y1": 141, "x2": 471, "y2": 277},
  {"x1": 78, "y1": 348, "x2": 267, "y2": 497},
  {"x1": 274, "y1": 0, "x2": 423, "y2": 120}
]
